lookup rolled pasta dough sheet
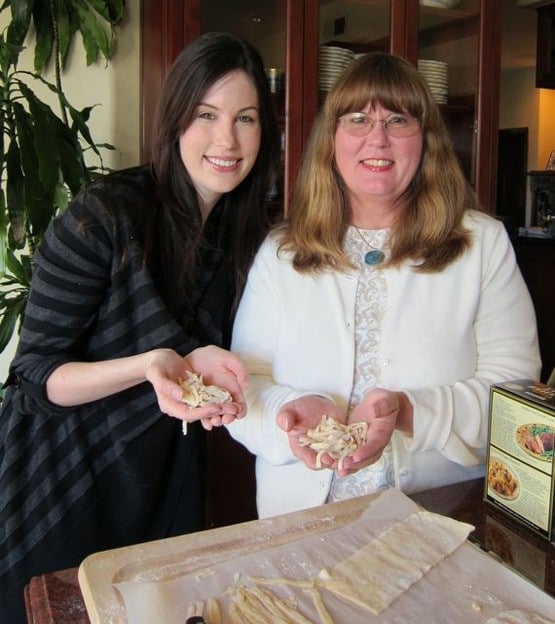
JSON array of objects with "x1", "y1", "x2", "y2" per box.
[{"x1": 114, "y1": 489, "x2": 555, "y2": 624}]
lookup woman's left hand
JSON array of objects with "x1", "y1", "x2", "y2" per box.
[
  {"x1": 336, "y1": 388, "x2": 412, "y2": 477},
  {"x1": 187, "y1": 345, "x2": 249, "y2": 429}
]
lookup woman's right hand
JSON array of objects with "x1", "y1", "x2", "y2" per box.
[
  {"x1": 277, "y1": 395, "x2": 346, "y2": 470},
  {"x1": 145, "y1": 346, "x2": 248, "y2": 430}
]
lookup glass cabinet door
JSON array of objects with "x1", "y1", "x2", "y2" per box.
[
  {"x1": 418, "y1": 0, "x2": 501, "y2": 209},
  {"x1": 199, "y1": 1, "x2": 287, "y2": 206},
  {"x1": 200, "y1": 1, "x2": 287, "y2": 71},
  {"x1": 418, "y1": 0, "x2": 480, "y2": 185},
  {"x1": 318, "y1": 0, "x2": 392, "y2": 104},
  {"x1": 141, "y1": 0, "x2": 500, "y2": 211}
]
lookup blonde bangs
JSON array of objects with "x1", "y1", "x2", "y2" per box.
[{"x1": 324, "y1": 55, "x2": 430, "y2": 122}]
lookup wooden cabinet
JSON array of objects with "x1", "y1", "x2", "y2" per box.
[{"x1": 141, "y1": 0, "x2": 502, "y2": 212}]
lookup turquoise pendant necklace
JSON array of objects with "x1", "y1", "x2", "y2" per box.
[{"x1": 354, "y1": 226, "x2": 386, "y2": 266}]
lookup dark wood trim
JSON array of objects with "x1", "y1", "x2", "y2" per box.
[
  {"x1": 283, "y1": 1, "x2": 307, "y2": 212},
  {"x1": 475, "y1": 0, "x2": 501, "y2": 212},
  {"x1": 140, "y1": 0, "x2": 201, "y2": 163},
  {"x1": 536, "y1": 3, "x2": 555, "y2": 89},
  {"x1": 302, "y1": 0, "x2": 319, "y2": 150},
  {"x1": 391, "y1": 0, "x2": 415, "y2": 60}
]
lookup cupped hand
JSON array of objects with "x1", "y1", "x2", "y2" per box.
[
  {"x1": 337, "y1": 388, "x2": 405, "y2": 476},
  {"x1": 277, "y1": 395, "x2": 346, "y2": 470},
  {"x1": 145, "y1": 346, "x2": 248, "y2": 431}
]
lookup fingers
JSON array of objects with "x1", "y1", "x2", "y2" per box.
[
  {"x1": 224, "y1": 358, "x2": 249, "y2": 392},
  {"x1": 339, "y1": 447, "x2": 384, "y2": 473},
  {"x1": 161, "y1": 396, "x2": 246, "y2": 428},
  {"x1": 199, "y1": 407, "x2": 246, "y2": 431},
  {"x1": 277, "y1": 410, "x2": 295, "y2": 432},
  {"x1": 293, "y1": 445, "x2": 333, "y2": 470},
  {"x1": 186, "y1": 346, "x2": 249, "y2": 394}
]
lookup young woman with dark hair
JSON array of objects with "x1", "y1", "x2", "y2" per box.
[{"x1": 0, "y1": 32, "x2": 280, "y2": 622}]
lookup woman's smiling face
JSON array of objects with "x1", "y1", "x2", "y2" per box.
[
  {"x1": 179, "y1": 69, "x2": 261, "y2": 217},
  {"x1": 334, "y1": 103, "x2": 423, "y2": 217}
]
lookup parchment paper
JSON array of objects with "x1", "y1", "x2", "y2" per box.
[{"x1": 114, "y1": 489, "x2": 555, "y2": 623}]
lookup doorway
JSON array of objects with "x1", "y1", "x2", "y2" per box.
[{"x1": 496, "y1": 127, "x2": 528, "y2": 235}]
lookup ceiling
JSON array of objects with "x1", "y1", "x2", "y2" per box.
[{"x1": 200, "y1": 0, "x2": 538, "y2": 71}]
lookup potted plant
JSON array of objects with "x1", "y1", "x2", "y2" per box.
[{"x1": 0, "y1": 0, "x2": 126, "y2": 356}]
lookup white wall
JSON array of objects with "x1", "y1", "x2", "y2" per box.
[
  {"x1": 537, "y1": 88, "x2": 555, "y2": 169},
  {"x1": 0, "y1": 1, "x2": 141, "y2": 381}
]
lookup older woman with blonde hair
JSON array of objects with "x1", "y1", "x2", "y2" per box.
[{"x1": 227, "y1": 52, "x2": 540, "y2": 519}]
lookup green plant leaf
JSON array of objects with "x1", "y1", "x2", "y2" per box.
[
  {"x1": 0, "y1": 0, "x2": 126, "y2": 358},
  {"x1": 12, "y1": 99, "x2": 39, "y2": 183},
  {"x1": 0, "y1": 191, "x2": 7, "y2": 275},
  {"x1": 11, "y1": 100, "x2": 44, "y2": 228},
  {"x1": 20, "y1": 83, "x2": 61, "y2": 191},
  {"x1": 53, "y1": 0, "x2": 72, "y2": 66},
  {"x1": 53, "y1": 180, "x2": 70, "y2": 213},
  {"x1": 11, "y1": 99, "x2": 58, "y2": 239},
  {"x1": 5, "y1": 129, "x2": 28, "y2": 240},
  {"x1": 69, "y1": 0, "x2": 111, "y2": 65},
  {"x1": 5, "y1": 0, "x2": 33, "y2": 47},
  {"x1": 69, "y1": 105, "x2": 102, "y2": 158},
  {"x1": 0, "y1": 294, "x2": 26, "y2": 353},
  {"x1": 0, "y1": 32, "x2": 21, "y2": 71},
  {"x1": 95, "y1": 0, "x2": 125, "y2": 24},
  {"x1": 32, "y1": 1, "x2": 54, "y2": 73},
  {"x1": 5, "y1": 248, "x2": 30, "y2": 286},
  {"x1": 53, "y1": 116, "x2": 89, "y2": 193}
]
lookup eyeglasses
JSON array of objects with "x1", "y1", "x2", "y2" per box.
[{"x1": 337, "y1": 112, "x2": 420, "y2": 138}]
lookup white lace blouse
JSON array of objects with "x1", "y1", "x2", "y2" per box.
[{"x1": 327, "y1": 226, "x2": 395, "y2": 502}]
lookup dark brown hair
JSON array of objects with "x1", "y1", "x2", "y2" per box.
[{"x1": 148, "y1": 32, "x2": 280, "y2": 310}]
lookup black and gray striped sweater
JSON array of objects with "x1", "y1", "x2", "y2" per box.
[{"x1": 0, "y1": 165, "x2": 232, "y2": 623}]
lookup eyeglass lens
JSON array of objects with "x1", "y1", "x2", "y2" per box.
[{"x1": 338, "y1": 113, "x2": 419, "y2": 138}]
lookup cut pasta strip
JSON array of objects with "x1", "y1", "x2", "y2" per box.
[
  {"x1": 178, "y1": 371, "x2": 232, "y2": 435},
  {"x1": 250, "y1": 575, "x2": 315, "y2": 589},
  {"x1": 302, "y1": 586, "x2": 334, "y2": 624},
  {"x1": 185, "y1": 600, "x2": 204, "y2": 617},
  {"x1": 227, "y1": 585, "x2": 313, "y2": 624},
  {"x1": 205, "y1": 597, "x2": 221, "y2": 624},
  {"x1": 298, "y1": 415, "x2": 368, "y2": 469}
]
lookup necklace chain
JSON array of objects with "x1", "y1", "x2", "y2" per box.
[{"x1": 353, "y1": 226, "x2": 386, "y2": 266}]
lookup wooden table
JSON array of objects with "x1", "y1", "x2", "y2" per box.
[{"x1": 24, "y1": 478, "x2": 555, "y2": 623}]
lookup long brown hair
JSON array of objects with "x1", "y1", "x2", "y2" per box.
[
  {"x1": 280, "y1": 52, "x2": 480, "y2": 273},
  {"x1": 149, "y1": 32, "x2": 280, "y2": 310}
]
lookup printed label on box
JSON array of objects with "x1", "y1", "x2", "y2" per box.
[{"x1": 485, "y1": 380, "x2": 555, "y2": 540}]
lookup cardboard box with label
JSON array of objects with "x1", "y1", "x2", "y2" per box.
[{"x1": 485, "y1": 379, "x2": 555, "y2": 541}]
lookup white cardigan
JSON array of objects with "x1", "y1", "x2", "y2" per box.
[{"x1": 227, "y1": 211, "x2": 541, "y2": 518}]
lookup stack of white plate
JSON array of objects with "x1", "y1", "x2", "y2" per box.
[
  {"x1": 418, "y1": 59, "x2": 449, "y2": 104},
  {"x1": 420, "y1": 0, "x2": 460, "y2": 8},
  {"x1": 318, "y1": 45, "x2": 355, "y2": 92}
]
